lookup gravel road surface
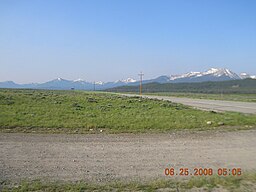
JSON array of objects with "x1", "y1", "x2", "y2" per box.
[{"x1": 1, "y1": 130, "x2": 256, "y2": 183}]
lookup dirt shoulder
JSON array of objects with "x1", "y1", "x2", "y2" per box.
[{"x1": 1, "y1": 130, "x2": 256, "y2": 183}]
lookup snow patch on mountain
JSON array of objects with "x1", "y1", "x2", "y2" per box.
[
  {"x1": 114, "y1": 78, "x2": 136, "y2": 84},
  {"x1": 95, "y1": 81, "x2": 104, "y2": 85},
  {"x1": 121, "y1": 78, "x2": 137, "y2": 83},
  {"x1": 73, "y1": 78, "x2": 85, "y2": 82},
  {"x1": 57, "y1": 77, "x2": 64, "y2": 81},
  {"x1": 170, "y1": 71, "x2": 201, "y2": 80},
  {"x1": 240, "y1": 73, "x2": 256, "y2": 79}
]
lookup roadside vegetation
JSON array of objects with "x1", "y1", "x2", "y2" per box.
[
  {"x1": 2, "y1": 172, "x2": 256, "y2": 192},
  {"x1": 0, "y1": 89, "x2": 255, "y2": 134}
]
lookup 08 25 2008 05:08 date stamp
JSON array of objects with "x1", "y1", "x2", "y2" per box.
[{"x1": 164, "y1": 167, "x2": 242, "y2": 176}]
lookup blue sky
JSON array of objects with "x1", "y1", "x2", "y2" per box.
[{"x1": 0, "y1": 0, "x2": 256, "y2": 83}]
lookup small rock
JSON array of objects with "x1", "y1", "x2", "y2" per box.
[
  {"x1": 218, "y1": 122, "x2": 225, "y2": 126},
  {"x1": 89, "y1": 128, "x2": 93, "y2": 131},
  {"x1": 100, "y1": 129, "x2": 103, "y2": 133},
  {"x1": 73, "y1": 159, "x2": 76, "y2": 162},
  {"x1": 206, "y1": 121, "x2": 212, "y2": 125}
]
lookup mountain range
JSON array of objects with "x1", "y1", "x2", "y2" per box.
[{"x1": 0, "y1": 68, "x2": 255, "y2": 90}]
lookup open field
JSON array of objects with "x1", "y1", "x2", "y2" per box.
[
  {"x1": 146, "y1": 92, "x2": 256, "y2": 103},
  {"x1": 1, "y1": 130, "x2": 256, "y2": 191},
  {"x1": 0, "y1": 89, "x2": 256, "y2": 133}
]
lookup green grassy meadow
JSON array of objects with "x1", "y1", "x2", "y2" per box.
[{"x1": 0, "y1": 89, "x2": 255, "y2": 133}]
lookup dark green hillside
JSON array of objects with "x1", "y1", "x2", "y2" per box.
[{"x1": 106, "y1": 79, "x2": 256, "y2": 94}]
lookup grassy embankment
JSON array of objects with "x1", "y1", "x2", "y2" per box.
[
  {"x1": 0, "y1": 89, "x2": 255, "y2": 133},
  {"x1": 2, "y1": 173, "x2": 256, "y2": 192}
]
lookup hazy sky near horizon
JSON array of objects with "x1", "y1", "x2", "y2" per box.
[{"x1": 1, "y1": 0, "x2": 256, "y2": 83}]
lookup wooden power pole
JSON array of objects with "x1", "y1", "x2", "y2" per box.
[{"x1": 138, "y1": 72, "x2": 144, "y2": 96}]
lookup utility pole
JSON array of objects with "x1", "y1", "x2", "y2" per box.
[{"x1": 138, "y1": 72, "x2": 144, "y2": 96}]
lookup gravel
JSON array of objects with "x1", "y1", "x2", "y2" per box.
[{"x1": 0, "y1": 130, "x2": 256, "y2": 183}]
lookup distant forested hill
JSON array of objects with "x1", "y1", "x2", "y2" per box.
[{"x1": 106, "y1": 79, "x2": 256, "y2": 94}]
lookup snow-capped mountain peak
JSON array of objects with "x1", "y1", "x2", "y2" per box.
[
  {"x1": 240, "y1": 72, "x2": 250, "y2": 79},
  {"x1": 122, "y1": 78, "x2": 137, "y2": 83},
  {"x1": 57, "y1": 77, "x2": 64, "y2": 81},
  {"x1": 170, "y1": 71, "x2": 201, "y2": 80},
  {"x1": 115, "y1": 78, "x2": 137, "y2": 83},
  {"x1": 240, "y1": 72, "x2": 256, "y2": 79},
  {"x1": 51, "y1": 77, "x2": 71, "y2": 82},
  {"x1": 169, "y1": 68, "x2": 241, "y2": 82},
  {"x1": 205, "y1": 68, "x2": 217, "y2": 74},
  {"x1": 204, "y1": 68, "x2": 238, "y2": 78},
  {"x1": 73, "y1": 78, "x2": 85, "y2": 82},
  {"x1": 95, "y1": 81, "x2": 104, "y2": 85}
]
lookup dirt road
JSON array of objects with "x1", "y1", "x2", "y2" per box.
[{"x1": 1, "y1": 130, "x2": 256, "y2": 183}]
